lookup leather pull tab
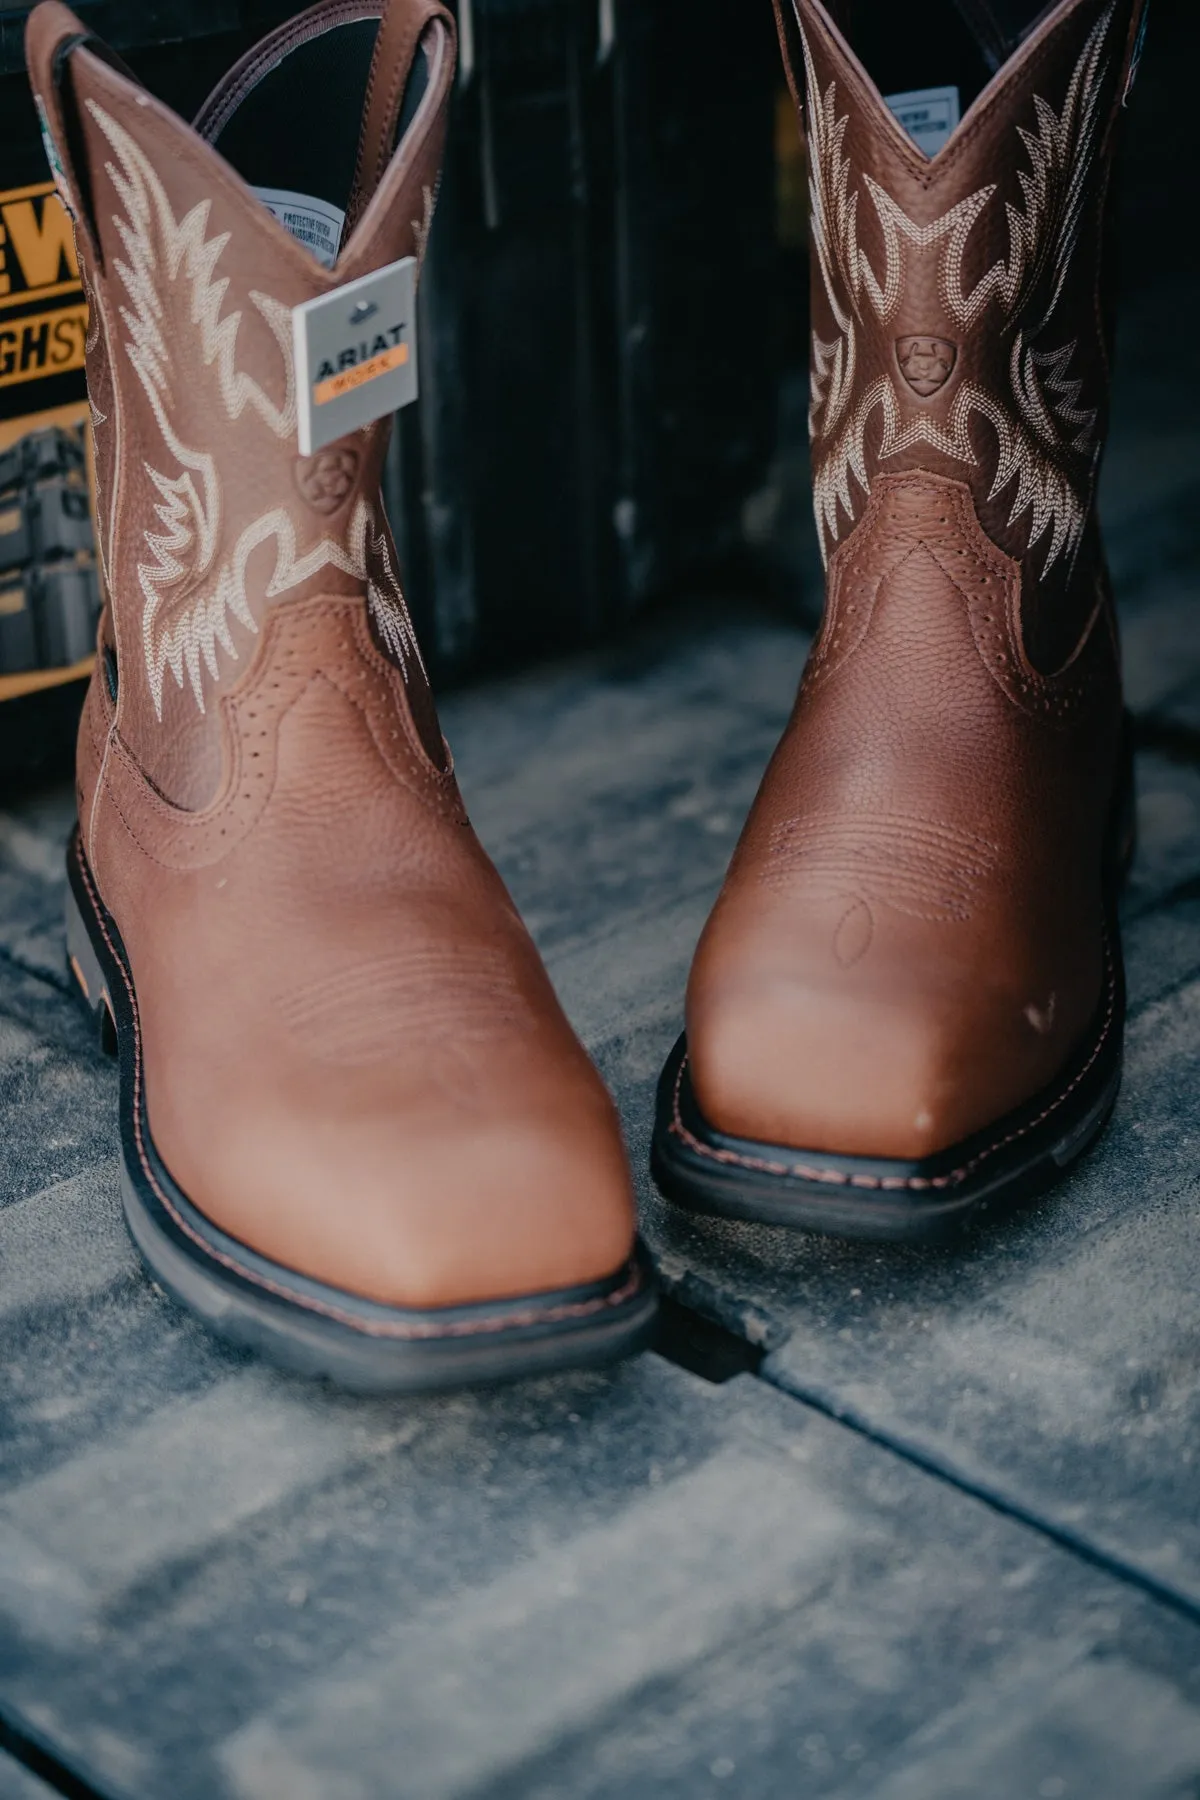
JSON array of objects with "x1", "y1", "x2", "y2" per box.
[
  {"x1": 25, "y1": 3, "x2": 92, "y2": 231},
  {"x1": 25, "y1": 1, "x2": 138, "y2": 263},
  {"x1": 345, "y1": 0, "x2": 452, "y2": 237},
  {"x1": 24, "y1": 0, "x2": 87, "y2": 103}
]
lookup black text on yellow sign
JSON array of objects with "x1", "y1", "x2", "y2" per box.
[
  {"x1": 0, "y1": 180, "x2": 79, "y2": 304},
  {"x1": 0, "y1": 303, "x2": 88, "y2": 390},
  {"x1": 0, "y1": 179, "x2": 85, "y2": 391}
]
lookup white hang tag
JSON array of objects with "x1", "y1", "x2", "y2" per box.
[
  {"x1": 253, "y1": 186, "x2": 345, "y2": 268},
  {"x1": 292, "y1": 257, "x2": 419, "y2": 456},
  {"x1": 884, "y1": 85, "x2": 961, "y2": 157}
]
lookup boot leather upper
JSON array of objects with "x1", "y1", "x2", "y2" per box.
[
  {"x1": 687, "y1": 0, "x2": 1143, "y2": 1161},
  {"x1": 27, "y1": 0, "x2": 637, "y2": 1308}
]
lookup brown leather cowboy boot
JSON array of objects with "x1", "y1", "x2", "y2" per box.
[
  {"x1": 653, "y1": 0, "x2": 1144, "y2": 1241},
  {"x1": 28, "y1": 0, "x2": 655, "y2": 1386}
]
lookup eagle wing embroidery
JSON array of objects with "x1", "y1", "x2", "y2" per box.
[
  {"x1": 797, "y1": 1, "x2": 1117, "y2": 574},
  {"x1": 89, "y1": 103, "x2": 397, "y2": 716}
]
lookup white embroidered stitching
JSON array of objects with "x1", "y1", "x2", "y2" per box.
[
  {"x1": 813, "y1": 375, "x2": 1089, "y2": 574},
  {"x1": 88, "y1": 102, "x2": 417, "y2": 715},
  {"x1": 797, "y1": 3, "x2": 1117, "y2": 574},
  {"x1": 366, "y1": 516, "x2": 427, "y2": 683}
]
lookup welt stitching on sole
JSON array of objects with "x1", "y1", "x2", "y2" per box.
[
  {"x1": 74, "y1": 841, "x2": 645, "y2": 1343},
  {"x1": 669, "y1": 929, "x2": 1118, "y2": 1195}
]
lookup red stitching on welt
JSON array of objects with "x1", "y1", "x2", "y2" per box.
[{"x1": 670, "y1": 934, "x2": 1117, "y2": 1195}]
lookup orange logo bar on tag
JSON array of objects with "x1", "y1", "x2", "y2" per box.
[{"x1": 313, "y1": 342, "x2": 408, "y2": 407}]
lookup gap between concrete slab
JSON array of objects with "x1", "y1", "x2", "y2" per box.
[
  {"x1": 3, "y1": 704, "x2": 1199, "y2": 1793},
  {"x1": 0, "y1": 946, "x2": 74, "y2": 1003},
  {"x1": 647, "y1": 924, "x2": 1200, "y2": 1636},
  {"x1": 0, "y1": 1716, "x2": 111, "y2": 1800},
  {"x1": 652, "y1": 1292, "x2": 766, "y2": 1384},
  {"x1": 758, "y1": 1358, "x2": 1200, "y2": 1632},
  {"x1": 650, "y1": 1286, "x2": 1200, "y2": 1634},
  {"x1": 0, "y1": 1280, "x2": 1193, "y2": 1800}
]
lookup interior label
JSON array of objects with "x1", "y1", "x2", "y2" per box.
[
  {"x1": 292, "y1": 257, "x2": 419, "y2": 456},
  {"x1": 884, "y1": 85, "x2": 961, "y2": 157},
  {"x1": 252, "y1": 187, "x2": 345, "y2": 269}
]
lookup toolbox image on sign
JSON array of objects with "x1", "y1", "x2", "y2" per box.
[
  {"x1": 0, "y1": 422, "x2": 84, "y2": 490},
  {"x1": 34, "y1": 558, "x2": 99, "y2": 667},
  {"x1": 0, "y1": 492, "x2": 31, "y2": 571},
  {"x1": 0, "y1": 576, "x2": 36, "y2": 673},
  {"x1": 0, "y1": 417, "x2": 99, "y2": 676},
  {"x1": 28, "y1": 479, "x2": 91, "y2": 560}
]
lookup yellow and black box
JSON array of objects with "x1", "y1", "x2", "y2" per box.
[{"x1": 0, "y1": 178, "x2": 86, "y2": 421}]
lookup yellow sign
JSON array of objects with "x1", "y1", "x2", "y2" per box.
[
  {"x1": 0, "y1": 180, "x2": 80, "y2": 310},
  {"x1": 0, "y1": 179, "x2": 85, "y2": 399},
  {"x1": 0, "y1": 302, "x2": 88, "y2": 390}
]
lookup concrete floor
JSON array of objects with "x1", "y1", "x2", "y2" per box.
[
  {"x1": 2, "y1": 347, "x2": 1200, "y2": 1790},
  {"x1": 2, "y1": 13, "x2": 1200, "y2": 1796}
]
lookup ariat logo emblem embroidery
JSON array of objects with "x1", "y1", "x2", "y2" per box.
[
  {"x1": 896, "y1": 335, "x2": 957, "y2": 397},
  {"x1": 796, "y1": 0, "x2": 1118, "y2": 572},
  {"x1": 295, "y1": 447, "x2": 360, "y2": 514}
]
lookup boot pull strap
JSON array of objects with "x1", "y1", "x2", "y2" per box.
[
  {"x1": 345, "y1": 0, "x2": 452, "y2": 237},
  {"x1": 25, "y1": 1, "x2": 139, "y2": 267}
]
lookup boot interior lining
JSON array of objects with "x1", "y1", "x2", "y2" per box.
[
  {"x1": 198, "y1": 17, "x2": 432, "y2": 235},
  {"x1": 826, "y1": 0, "x2": 1062, "y2": 112},
  {"x1": 204, "y1": 20, "x2": 379, "y2": 213}
]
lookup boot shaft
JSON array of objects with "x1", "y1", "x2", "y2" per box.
[
  {"x1": 777, "y1": 0, "x2": 1145, "y2": 669},
  {"x1": 25, "y1": 0, "x2": 454, "y2": 805}
]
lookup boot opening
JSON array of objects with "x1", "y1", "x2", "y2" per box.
[
  {"x1": 824, "y1": 0, "x2": 1063, "y2": 153},
  {"x1": 194, "y1": 10, "x2": 436, "y2": 268}
]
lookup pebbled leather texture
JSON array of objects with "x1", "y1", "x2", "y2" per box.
[
  {"x1": 685, "y1": 0, "x2": 1141, "y2": 1163},
  {"x1": 27, "y1": 0, "x2": 637, "y2": 1309}
]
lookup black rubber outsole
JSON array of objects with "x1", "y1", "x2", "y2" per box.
[
  {"x1": 651, "y1": 994, "x2": 1124, "y2": 1245},
  {"x1": 66, "y1": 832, "x2": 658, "y2": 1393}
]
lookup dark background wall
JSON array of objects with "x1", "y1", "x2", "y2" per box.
[{"x1": 0, "y1": 0, "x2": 1195, "y2": 778}]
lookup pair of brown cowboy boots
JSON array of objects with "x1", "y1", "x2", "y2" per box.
[{"x1": 28, "y1": 0, "x2": 1145, "y2": 1391}]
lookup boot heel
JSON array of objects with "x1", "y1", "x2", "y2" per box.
[{"x1": 66, "y1": 867, "x2": 117, "y2": 1057}]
